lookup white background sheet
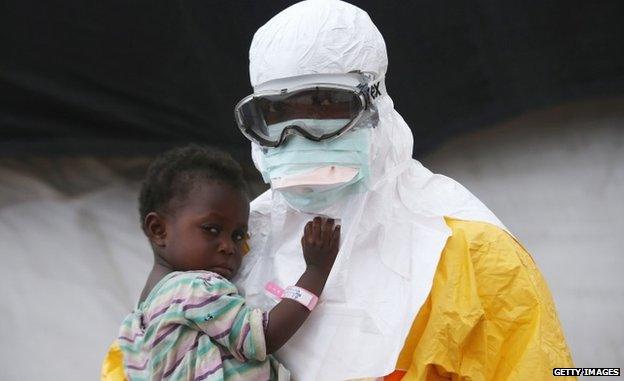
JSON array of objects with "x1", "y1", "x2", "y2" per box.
[{"x1": 0, "y1": 158, "x2": 152, "y2": 379}]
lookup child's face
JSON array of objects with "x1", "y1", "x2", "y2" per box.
[{"x1": 159, "y1": 181, "x2": 249, "y2": 279}]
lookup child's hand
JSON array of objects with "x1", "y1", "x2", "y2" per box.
[{"x1": 301, "y1": 217, "x2": 340, "y2": 275}]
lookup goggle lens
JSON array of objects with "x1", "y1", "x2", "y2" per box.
[{"x1": 236, "y1": 86, "x2": 368, "y2": 147}]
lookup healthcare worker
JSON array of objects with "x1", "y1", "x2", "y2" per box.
[{"x1": 233, "y1": 0, "x2": 575, "y2": 380}]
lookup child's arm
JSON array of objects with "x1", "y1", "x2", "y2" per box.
[{"x1": 264, "y1": 217, "x2": 340, "y2": 354}]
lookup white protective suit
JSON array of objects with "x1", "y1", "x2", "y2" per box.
[{"x1": 234, "y1": 0, "x2": 506, "y2": 379}]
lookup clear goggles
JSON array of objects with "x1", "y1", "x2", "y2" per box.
[{"x1": 234, "y1": 72, "x2": 381, "y2": 148}]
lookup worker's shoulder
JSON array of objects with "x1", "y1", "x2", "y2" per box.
[
  {"x1": 442, "y1": 216, "x2": 534, "y2": 270},
  {"x1": 441, "y1": 217, "x2": 548, "y2": 309},
  {"x1": 444, "y1": 216, "x2": 513, "y2": 244}
]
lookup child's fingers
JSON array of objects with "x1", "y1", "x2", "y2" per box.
[
  {"x1": 330, "y1": 225, "x2": 341, "y2": 252},
  {"x1": 304, "y1": 221, "x2": 313, "y2": 245},
  {"x1": 321, "y1": 218, "x2": 335, "y2": 246},
  {"x1": 312, "y1": 217, "x2": 322, "y2": 243}
]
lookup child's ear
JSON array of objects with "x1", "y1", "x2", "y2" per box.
[{"x1": 144, "y1": 212, "x2": 167, "y2": 247}]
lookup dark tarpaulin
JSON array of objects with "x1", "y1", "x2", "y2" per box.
[{"x1": 1, "y1": 0, "x2": 623, "y2": 158}]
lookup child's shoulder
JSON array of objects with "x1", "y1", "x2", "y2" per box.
[
  {"x1": 144, "y1": 271, "x2": 237, "y2": 309},
  {"x1": 159, "y1": 270, "x2": 235, "y2": 293},
  {"x1": 165, "y1": 270, "x2": 231, "y2": 284}
]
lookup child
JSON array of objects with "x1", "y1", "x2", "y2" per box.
[{"x1": 101, "y1": 144, "x2": 340, "y2": 380}]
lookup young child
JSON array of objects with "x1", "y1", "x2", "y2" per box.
[{"x1": 101, "y1": 144, "x2": 340, "y2": 380}]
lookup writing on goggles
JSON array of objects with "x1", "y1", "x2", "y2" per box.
[{"x1": 235, "y1": 77, "x2": 380, "y2": 148}]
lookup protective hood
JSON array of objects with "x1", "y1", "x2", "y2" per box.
[
  {"x1": 236, "y1": 1, "x2": 506, "y2": 380},
  {"x1": 249, "y1": 0, "x2": 405, "y2": 186}
]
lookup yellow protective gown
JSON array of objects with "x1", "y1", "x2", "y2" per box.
[
  {"x1": 391, "y1": 217, "x2": 575, "y2": 381},
  {"x1": 101, "y1": 217, "x2": 574, "y2": 380},
  {"x1": 101, "y1": 341, "x2": 125, "y2": 381}
]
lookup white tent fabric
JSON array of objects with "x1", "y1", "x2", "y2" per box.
[{"x1": 0, "y1": 159, "x2": 151, "y2": 380}]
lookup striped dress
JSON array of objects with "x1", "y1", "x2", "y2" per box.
[{"x1": 118, "y1": 271, "x2": 280, "y2": 380}]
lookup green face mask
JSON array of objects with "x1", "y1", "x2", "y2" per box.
[{"x1": 260, "y1": 126, "x2": 371, "y2": 212}]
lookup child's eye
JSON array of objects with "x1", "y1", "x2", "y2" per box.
[
  {"x1": 201, "y1": 225, "x2": 220, "y2": 234},
  {"x1": 232, "y1": 231, "x2": 246, "y2": 242}
]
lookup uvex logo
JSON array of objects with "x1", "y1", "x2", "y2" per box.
[{"x1": 369, "y1": 82, "x2": 382, "y2": 99}]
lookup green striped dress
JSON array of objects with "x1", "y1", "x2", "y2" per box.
[{"x1": 118, "y1": 271, "x2": 281, "y2": 380}]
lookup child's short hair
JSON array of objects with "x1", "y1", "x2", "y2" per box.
[{"x1": 138, "y1": 144, "x2": 248, "y2": 228}]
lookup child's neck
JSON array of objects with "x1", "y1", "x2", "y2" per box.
[{"x1": 139, "y1": 259, "x2": 174, "y2": 304}]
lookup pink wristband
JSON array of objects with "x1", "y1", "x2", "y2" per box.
[
  {"x1": 265, "y1": 281, "x2": 284, "y2": 299},
  {"x1": 265, "y1": 282, "x2": 319, "y2": 311},
  {"x1": 283, "y1": 286, "x2": 319, "y2": 310}
]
